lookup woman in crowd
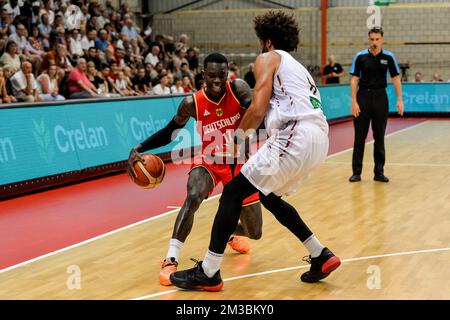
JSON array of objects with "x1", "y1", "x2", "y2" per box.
[{"x1": 37, "y1": 64, "x2": 65, "y2": 101}]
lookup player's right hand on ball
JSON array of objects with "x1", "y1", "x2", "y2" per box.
[{"x1": 127, "y1": 146, "x2": 144, "y2": 178}]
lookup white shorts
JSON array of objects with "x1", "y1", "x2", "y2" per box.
[{"x1": 241, "y1": 119, "x2": 329, "y2": 196}]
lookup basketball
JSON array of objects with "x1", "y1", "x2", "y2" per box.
[{"x1": 129, "y1": 154, "x2": 165, "y2": 189}]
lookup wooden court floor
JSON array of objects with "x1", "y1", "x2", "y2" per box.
[{"x1": 0, "y1": 120, "x2": 449, "y2": 300}]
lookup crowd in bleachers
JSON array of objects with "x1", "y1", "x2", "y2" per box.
[{"x1": 0, "y1": 0, "x2": 203, "y2": 103}]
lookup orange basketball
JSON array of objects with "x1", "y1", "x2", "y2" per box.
[{"x1": 129, "y1": 154, "x2": 165, "y2": 189}]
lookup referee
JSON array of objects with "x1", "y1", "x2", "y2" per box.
[{"x1": 349, "y1": 27, "x2": 404, "y2": 183}]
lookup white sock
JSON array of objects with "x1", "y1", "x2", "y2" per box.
[
  {"x1": 202, "y1": 250, "x2": 223, "y2": 278},
  {"x1": 303, "y1": 235, "x2": 325, "y2": 258},
  {"x1": 166, "y1": 239, "x2": 183, "y2": 261}
]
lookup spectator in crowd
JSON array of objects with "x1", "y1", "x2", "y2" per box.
[
  {"x1": 431, "y1": 72, "x2": 443, "y2": 82},
  {"x1": 0, "y1": 66, "x2": 16, "y2": 103},
  {"x1": 85, "y1": 47, "x2": 101, "y2": 70},
  {"x1": 323, "y1": 55, "x2": 344, "y2": 84},
  {"x1": 96, "y1": 8, "x2": 110, "y2": 30},
  {"x1": 145, "y1": 62, "x2": 157, "y2": 81},
  {"x1": 115, "y1": 70, "x2": 135, "y2": 96},
  {"x1": 0, "y1": 0, "x2": 205, "y2": 102},
  {"x1": 38, "y1": 13, "x2": 52, "y2": 39},
  {"x1": 0, "y1": 41, "x2": 21, "y2": 73},
  {"x1": 121, "y1": 17, "x2": 138, "y2": 39},
  {"x1": 40, "y1": 0, "x2": 55, "y2": 26},
  {"x1": 37, "y1": 64, "x2": 65, "y2": 101},
  {"x1": 86, "y1": 61, "x2": 108, "y2": 96},
  {"x1": 414, "y1": 72, "x2": 424, "y2": 83},
  {"x1": 170, "y1": 76, "x2": 184, "y2": 94},
  {"x1": 186, "y1": 47, "x2": 199, "y2": 74},
  {"x1": 8, "y1": 23, "x2": 28, "y2": 53},
  {"x1": 2, "y1": 65, "x2": 16, "y2": 100},
  {"x1": 67, "y1": 58, "x2": 97, "y2": 99},
  {"x1": 69, "y1": 28, "x2": 84, "y2": 59},
  {"x1": 182, "y1": 75, "x2": 194, "y2": 93},
  {"x1": 152, "y1": 73, "x2": 170, "y2": 95},
  {"x1": 10, "y1": 61, "x2": 40, "y2": 102},
  {"x1": 228, "y1": 63, "x2": 240, "y2": 81},
  {"x1": 244, "y1": 63, "x2": 256, "y2": 88},
  {"x1": 132, "y1": 66, "x2": 152, "y2": 95},
  {"x1": 172, "y1": 47, "x2": 188, "y2": 74},
  {"x1": 41, "y1": 43, "x2": 73, "y2": 80},
  {"x1": 81, "y1": 29, "x2": 97, "y2": 54},
  {"x1": 178, "y1": 33, "x2": 189, "y2": 50},
  {"x1": 144, "y1": 44, "x2": 159, "y2": 67},
  {"x1": 95, "y1": 29, "x2": 109, "y2": 52}
]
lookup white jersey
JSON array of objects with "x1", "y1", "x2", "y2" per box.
[
  {"x1": 241, "y1": 50, "x2": 329, "y2": 196},
  {"x1": 265, "y1": 50, "x2": 327, "y2": 133}
]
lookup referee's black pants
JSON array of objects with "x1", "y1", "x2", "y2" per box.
[{"x1": 352, "y1": 88, "x2": 389, "y2": 176}]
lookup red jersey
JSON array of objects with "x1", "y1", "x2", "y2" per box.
[{"x1": 193, "y1": 81, "x2": 245, "y2": 158}]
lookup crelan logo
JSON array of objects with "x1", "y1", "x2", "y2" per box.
[
  {"x1": 0, "y1": 136, "x2": 16, "y2": 163},
  {"x1": 32, "y1": 119, "x2": 55, "y2": 164}
]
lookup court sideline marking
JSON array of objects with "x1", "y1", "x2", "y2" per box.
[
  {"x1": 132, "y1": 246, "x2": 450, "y2": 300},
  {"x1": 0, "y1": 121, "x2": 427, "y2": 274}
]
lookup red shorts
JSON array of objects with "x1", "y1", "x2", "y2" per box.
[{"x1": 190, "y1": 156, "x2": 259, "y2": 206}]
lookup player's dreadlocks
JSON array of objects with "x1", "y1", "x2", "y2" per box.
[{"x1": 253, "y1": 10, "x2": 300, "y2": 52}]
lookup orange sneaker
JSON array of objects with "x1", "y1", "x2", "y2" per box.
[
  {"x1": 227, "y1": 236, "x2": 250, "y2": 254},
  {"x1": 159, "y1": 257, "x2": 178, "y2": 286}
]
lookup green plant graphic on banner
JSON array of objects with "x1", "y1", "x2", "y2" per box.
[
  {"x1": 114, "y1": 112, "x2": 132, "y2": 149},
  {"x1": 32, "y1": 119, "x2": 55, "y2": 164}
]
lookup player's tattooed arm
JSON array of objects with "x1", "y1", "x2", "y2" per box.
[{"x1": 231, "y1": 78, "x2": 253, "y2": 109}]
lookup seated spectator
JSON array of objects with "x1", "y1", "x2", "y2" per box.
[
  {"x1": 182, "y1": 75, "x2": 194, "y2": 93},
  {"x1": 145, "y1": 62, "x2": 158, "y2": 82},
  {"x1": 67, "y1": 58, "x2": 97, "y2": 99},
  {"x1": 121, "y1": 17, "x2": 138, "y2": 39},
  {"x1": 186, "y1": 48, "x2": 199, "y2": 74},
  {"x1": 41, "y1": 43, "x2": 73, "y2": 80},
  {"x1": 431, "y1": 72, "x2": 444, "y2": 82},
  {"x1": 144, "y1": 44, "x2": 159, "y2": 67},
  {"x1": 132, "y1": 67, "x2": 152, "y2": 95},
  {"x1": 69, "y1": 29, "x2": 84, "y2": 59},
  {"x1": 244, "y1": 63, "x2": 256, "y2": 88},
  {"x1": 115, "y1": 71, "x2": 135, "y2": 96},
  {"x1": 0, "y1": 67, "x2": 16, "y2": 103},
  {"x1": 37, "y1": 65, "x2": 65, "y2": 101},
  {"x1": 86, "y1": 47, "x2": 102, "y2": 70},
  {"x1": 152, "y1": 73, "x2": 171, "y2": 95},
  {"x1": 228, "y1": 63, "x2": 240, "y2": 81},
  {"x1": 8, "y1": 23, "x2": 27, "y2": 54},
  {"x1": 38, "y1": 13, "x2": 52, "y2": 40},
  {"x1": 81, "y1": 29, "x2": 97, "y2": 54},
  {"x1": 0, "y1": 41, "x2": 21, "y2": 73},
  {"x1": 176, "y1": 62, "x2": 193, "y2": 82},
  {"x1": 170, "y1": 77, "x2": 184, "y2": 94},
  {"x1": 414, "y1": 72, "x2": 424, "y2": 83},
  {"x1": 86, "y1": 61, "x2": 109, "y2": 96},
  {"x1": 95, "y1": 29, "x2": 109, "y2": 52},
  {"x1": 2, "y1": 65, "x2": 17, "y2": 101},
  {"x1": 10, "y1": 61, "x2": 41, "y2": 102},
  {"x1": 26, "y1": 36, "x2": 45, "y2": 57}
]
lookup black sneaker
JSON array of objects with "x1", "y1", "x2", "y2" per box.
[
  {"x1": 349, "y1": 174, "x2": 361, "y2": 182},
  {"x1": 300, "y1": 248, "x2": 341, "y2": 283},
  {"x1": 374, "y1": 174, "x2": 389, "y2": 182},
  {"x1": 170, "y1": 259, "x2": 224, "y2": 292}
]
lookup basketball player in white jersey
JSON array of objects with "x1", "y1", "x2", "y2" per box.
[{"x1": 170, "y1": 11, "x2": 341, "y2": 291}]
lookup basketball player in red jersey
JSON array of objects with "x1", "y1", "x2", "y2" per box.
[{"x1": 127, "y1": 53, "x2": 262, "y2": 286}]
